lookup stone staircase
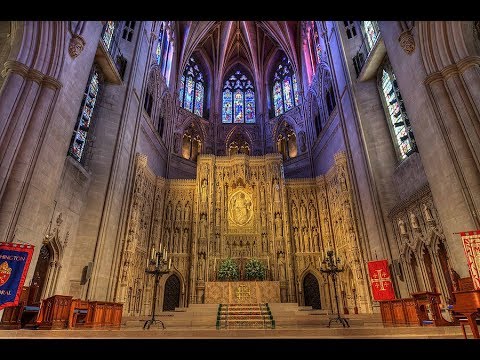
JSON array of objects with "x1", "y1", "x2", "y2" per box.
[{"x1": 216, "y1": 303, "x2": 275, "y2": 329}]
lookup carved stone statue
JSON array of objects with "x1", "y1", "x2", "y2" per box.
[
  {"x1": 199, "y1": 214, "x2": 207, "y2": 238},
  {"x1": 309, "y1": 203, "x2": 317, "y2": 224},
  {"x1": 182, "y1": 230, "x2": 188, "y2": 253},
  {"x1": 292, "y1": 203, "x2": 298, "y2": 225},
  {"x1": 273, "y1": 178, "x2": 281, "y2": 203},
  {"x1": 215, "y1": 207, "x2": 221, "y2": 225},
  {"x1": 184, "y1": 202, "x2": 191, "y2": 222},
  {"x1": 261, "y1": 209, "x2": 266, "y2": 228},
  {"x1": 262, "y1": 234, "x2": 267, "y2": 252},
  {"x1": 166, "y1": 201, "x2": 173, "y2": 221},
  {"x1": 175, "y1": 202, "x2": 182, "y2": 221},
  {"x1": 201, "y1": 179, "x2": 208, "y2": 203},
  {"x1": 398, "y1": 218, "x2": 407, "y2": 235},
  {"x1": 312, "y1": 228, "x2": 319, "y2": 252},
  {"x1": 300, "y1": 202, "x2": 307, "y2": 225},
  {"x1": 293, "y1": 228, "x2": 300, "y2": 250},
  {"x1": 198, "y1": 254, "x2": 205, "y2": 281},
  {"x1": 422, "y1": 203, "x2": 434, "y2": 223},
  {"x1": 275, "y1": 213, "x2": 283, "y2": 237},
  {"x1": 409, "y1": 212, "x2": 420, "y2": 229}
]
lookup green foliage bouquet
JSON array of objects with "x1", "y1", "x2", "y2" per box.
[
  {"x1": 217, "y1": 258, "x2": 239, "y2": 281},
  {"x1": 244, "y1": 258, "x2": 266, "y2": 281}
]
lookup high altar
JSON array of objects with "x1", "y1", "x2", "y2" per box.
[{"x1": 116, "y1": 152, "x2": 370, "y2": 315}]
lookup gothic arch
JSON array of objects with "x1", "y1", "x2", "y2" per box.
[
  {"x1": 300, "y1": 270, "x2": 322, "y2": 309},
  {"x1": 418, "y1": 21, "x2": 480, "y2": 75},
  {"x1": 225, "y1": 126, "x2": 254, "y2": 147},
  {"x1": 159, "y1": 268, "x2": 186, "y2": 309}
]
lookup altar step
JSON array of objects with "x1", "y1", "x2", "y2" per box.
[
  {"x1": 121, "y1": 303, "x2": 383, "y2": 329},
  {"x1": 216, "y1": 303, "x2": 275, "y2": 329}
]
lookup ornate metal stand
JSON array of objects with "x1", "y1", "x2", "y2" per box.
[
  {"x1": 143, "y1": 247, "x2": 171, "y2": 330},
  {"x1": 320, "y1": 250, "x2": 350, "y2": 328}
]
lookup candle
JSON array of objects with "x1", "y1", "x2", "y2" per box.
[
  {"x1": 169, "y1": 258, "x2": 172, "y2": 269},
  {"x1": 159, "y1": 243, "x2": 162, "y2": 255},
  {"x1": 151, "y1": 245, "x2": 155, "y2": 261}
]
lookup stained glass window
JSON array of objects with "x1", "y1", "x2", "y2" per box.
[
  {"x1": 69, "y1": 69, "x2": 100, "y2": 164},
  {"x1": 221, "y1": 69, "x2": 255, "y2": 123},
  {"x1": 102, "y1": 21, "x2": 115, "y2": 50},
  {"x1": 283, "y1": 76, "x2": 294, "y2": 111},
  {"x1": 380, "y1": 67, "x2": 415, "y2": 160},
  {"x1": 245, "y1": 89, "x2": 255, "y2": 123},
  {"x1": 234, "y1": 90, "x2": 244, "y2": 123},
  {"x1": 156, "y1": 41, "x2": 162, "y2": 65},
  {"x1": 316, "y1": 43, "x2": 322, "y2": 64},
  {"x1": 272, "y1": 56, "x2": 300, "y2": 117},
  {"x1": 362, "y1": 21, "x2": 380, "y2": 50},
  {"x1": 184, "y1": 76, "x2": 194, "y2": 112},
  {"x1": 179, "y1": 75, "x2": 185, "y2": 103},
  {"x1": 194, "y1": 82, "x2": 204, "y2": 116},
  {"x1": 292, "y1": 74, "x2": 300, "y2": 106},
  {"x1": 274, "y1": 82, "x2": 283, "y2": 116},
  {"x1": 222, "y1": 89, "x2": 233, "y2": 123},
  {"x1": 179, "y1": 57, "x2": 205, "y2": 117}
]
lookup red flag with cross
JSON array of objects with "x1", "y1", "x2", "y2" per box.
[{"x1": 367, "y1": 259, "x2": 395, "y2": 301}]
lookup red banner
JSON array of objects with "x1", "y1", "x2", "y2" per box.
[
  {"x1": 0, "y1": 242, "x2": 34, "y2": 310},
  {"x1": 460, "y1": 230, "x2": 480, "y2": 290},
  {"x1": 367, "y1": 260, "x2": 395, "y2": 301}
]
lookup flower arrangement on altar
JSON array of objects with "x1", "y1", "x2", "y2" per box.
[
  {"x1": 244, "y1": 258, "x2": 267, "y2": 281},
  {"x1": 217, "y1": 258, "x2": 239, "y2": 281}
]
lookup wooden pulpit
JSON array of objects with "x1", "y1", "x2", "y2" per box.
[{"x1": 411, "y1": 291, "x2": 451, "y2": 326}]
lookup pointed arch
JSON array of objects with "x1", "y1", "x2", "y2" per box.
[{"x1": 159, "y1": 268, "x2": 186, "y2": 310}]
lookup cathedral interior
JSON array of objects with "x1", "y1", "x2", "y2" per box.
[{"x1": 1, "y1": 20, "x2": 480, "y2": 330}]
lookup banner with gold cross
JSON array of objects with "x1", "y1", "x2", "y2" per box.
[
  {"x1": 0, "y1": 242, "x2": 35, "y2": 310},
  {"x1": 367, "y1": 259, "x2": 395, "y2": 301}
]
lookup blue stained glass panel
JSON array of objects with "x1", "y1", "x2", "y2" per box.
[
  {"x1": 245, "y1": 89, "x2": 255, "y2": 123},
  {"x1": 283, "y1": 77, "x2": 294, "y2": 111},
  {"x1": 179, "y1": 75, "x2": 185, "y2": 105},
  {"x1": 194, "y1": 82, "x2": 204, "y2": 116},
  {"x1": 292, "y1": 74, "x2": 300, "y2": 106},
  {"x1": 184, "y1": 76, "x2": 194, "y2": 112},
  {"x1": 222, "y1": 89, "x2": 233, "y2": 123},
  {"x1": 274, "y1": 82, "x2": 283, "y2": 116},
  {"x1": 234, "y1": 90, "x2": 244, "y2": 123}
]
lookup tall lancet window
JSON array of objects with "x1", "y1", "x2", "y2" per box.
[
  {"x1": 361, "y1": 21, "x2": 380, "y2": 52},
  {"x1": 102, "y1": 21, "x2": 116, "y2": 50},
  {"x1": 272, "y1": 56, "x2": 300, "y2": 117},
  {"x1": 222, "y1": 69, "x2": 256, "y2": 123},
  {"x1": 178, "y1": 57, "x2": 206, "y2": 117},
  {"x1": 68, "y1": 67, "x2": 101, "y2": 164},
  {"x1": 378, "y1": 61, "x2": 416, "y2": 160},
  {"x1": 156, "y1": 21, "x2": 175, "y2": 87}
]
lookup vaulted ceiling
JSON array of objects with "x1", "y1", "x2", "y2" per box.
[{"x1": 176, "y1": 21, "x2": 301, "y2": 103}]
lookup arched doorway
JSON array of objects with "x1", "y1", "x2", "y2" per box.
[
  {"x1": 303, "y1": 273, "x2": 321, "y2": 309},
  {"x1": 162, "y1": 274, "x2": 180, "y2": 311},
  {"x1": 30, "y1": 245, "x2": 51, "y2": 304}
]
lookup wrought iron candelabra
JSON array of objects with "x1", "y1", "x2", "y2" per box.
[
  {"x1": 320, "y1": 250, "x2": 350, "y2": 328},
  {"x1": 143, "y1": 244, "x2": 171, "y2": 330}
]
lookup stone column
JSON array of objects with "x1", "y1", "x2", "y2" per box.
[{"x1": 0, "y1": 60, "x2": 62, "y2": 242}]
